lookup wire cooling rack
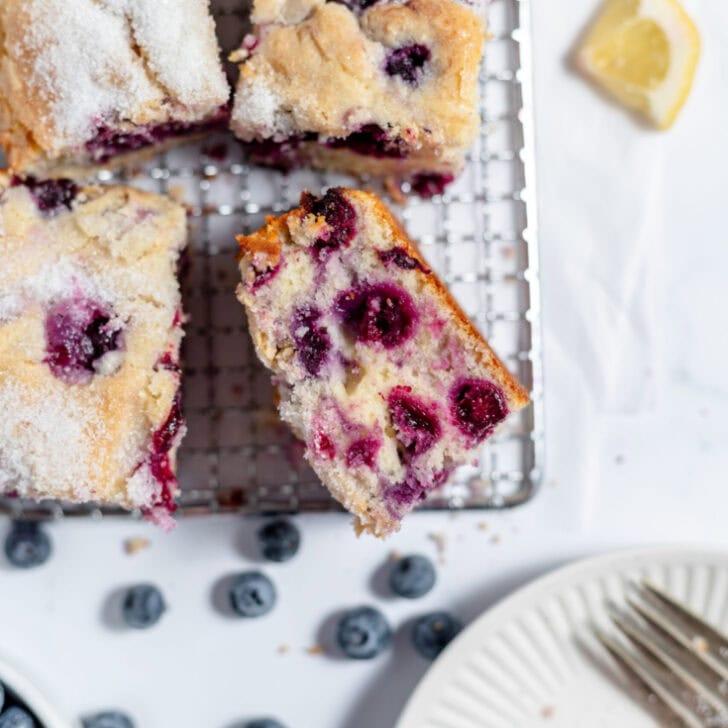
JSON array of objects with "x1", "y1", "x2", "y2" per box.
[{"x1": 0, "y1": 0, "x2": 543, "y2": 520}]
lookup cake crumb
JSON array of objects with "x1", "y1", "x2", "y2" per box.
[
  {"x1": 477, "y1": 521, "x2": 489, "y2": 531},
  {"x1": 167, "y1": 185, "x2": 187, "y2": 205},
  {"x1": 277, "y1": 643, "x2": 290, "y2": 655},
  {"x1": 123, "y1": 537, "x2": 151, "y2": 555},
  {"x1": 306, "y1": 644, "x2": 324, "y2": 656},
  {"x1": 390, "y1": 550, "x2": 402, "y2": 561},
  {"x1": 692, "y1": 636, "x2": 709, "y2": 654},
  {"x1": 384, "y1": 177, "x2": 407, "y2": 206},
  {"x1": 541, "y1": 705, "x2": 555, "y2": 719},
  {"x1": 428, "y1": 532, "x2": 447, "y2": 564},
  {"x1": 490, "y1": 534, "x2": 501, "y2": 545}
]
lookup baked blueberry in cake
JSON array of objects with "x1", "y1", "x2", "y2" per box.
[
  {"x1": 0, "y1": 0, "x2": 229, "y2": 176},
  {"x1": 0, "y1": 175, "x2": 188, "y2": 528},
  {"x1": 236, "y1": 188, "x2": 528, "y2": 536},
  {"x1": 229, "y1": 0, "x2": 485, "y2": 195}
]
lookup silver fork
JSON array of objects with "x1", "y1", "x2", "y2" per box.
[{"x1": 594, "y1": 580, "x2": 728, "y2": 728}]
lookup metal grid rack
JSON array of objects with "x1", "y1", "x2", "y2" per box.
[{"x1": 0, "y1": 0, "x2": 543, "y2": 521}]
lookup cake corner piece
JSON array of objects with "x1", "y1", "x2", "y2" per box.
[
  {"x1": 236, "y1": 187, "x2": 529, "y2": 537},
  {"x1": 0, "y1": 0, "x2": 229, "y2": 176},
  {"x1": 0, "y1": 174, "x2": 189, "y2": 527},
  {"x1": 229, "y1": 0, "x2": 486, "y2": 196}
]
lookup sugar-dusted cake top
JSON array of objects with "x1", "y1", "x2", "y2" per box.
[
  {"x1": 0, "y1": 0, "x2": 229, "y2": 170},
  {"x1": 0, "y1": 176, "x2": 188, "y2": 522},
  {"x1": 231, "y1": 0, "x2": 485, "y2": 147}
]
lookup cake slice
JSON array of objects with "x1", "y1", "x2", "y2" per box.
[
  {"x1": 236, "y1": 188, "x2": 528, "y2": 536},
  {"x1": 0, "y1": 175, "x2": 188, "y2": 529},
  {"x1": 230, "y1": 0, "x2": 485, "y2": 196},
  {"x1": 0, "y1": 0, "x2": 229, "y2": 176}
]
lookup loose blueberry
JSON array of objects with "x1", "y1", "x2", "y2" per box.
[
  {"x1": 0, "y1": 708, "x2": 34, "y2": 728},
  {"x1": 4, "y1": 522, "x2": 51, "y2": 569},
  {"x1": 45, "y1": 298, "x2": 122, "y2": 384},
  {"x1": 326, "y1": 124, "x2": 407, "y2": 159},
  {"x1": 412, "y1": 612, "x2": 462, "y2": 659},
  {"x1": 83, "y1": 712, "x2": 135, "y2": 728},
  {"x1": 335, "y1": 283, "x2": 416, "y2": 348},
  {"x1": 450, "y1": 378, "x2": 508, "y2": 441},
  {"x1": 385, "y1": 44, "x2": 431, "y2": 85},
  {"x1": 291, "y1": 306, "x2": 331, "y2": 376},
  {"x1": 346, "y1": 436, "x2": 381, "y2": 469},
  {"x1": 229, "y1": 572, "x2": 277, "y2": 617},
  {"x1": 301, "y1": 188, "x2": 358, "y2": 259},
  {"x1": 122, "y1": 584, "x2": 166, "y2": 629},
  {"x1": 258, "y1": 519, "x2": 301, "y2": 563},
  {"x1": 245, "y1": 720, "x2": 286, "y2": 728},
  {"x1": 336, "y1": 606, "x2": 392, "y2": 659},
  {"x1": 388, "y1": 386, "x2": 441, "y2": 458},
  {"x1": 10, "y1": 175, "x2": 77, "y2": 215},
  {"x1": 390, "y1": 555, "x2": 436, "y2": 599}
]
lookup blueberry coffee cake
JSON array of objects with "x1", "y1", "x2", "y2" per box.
[
  {"x1": 230, "y1": 0, "x2": 485, "y2": 196},
  {"x1": 236, "y1": 188, "x2": 528, "y2": 536},
  {"x1": 0, "y1": 176, "x2": 188, "y2": 528},
  {"x1": 0, "y1": 0, "x2": 229, "y2": 176}
]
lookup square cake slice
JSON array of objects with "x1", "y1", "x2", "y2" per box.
[
  {"x1": 0, "y1": 175, "x2": 188, "y2": 528},
  {"x1": 230, "y1": 0, "x2": 485, "y2": 196},
  {"x1": 0, "y1": 0, "x2": 230, "y2": 176},
  {"x1": 236, "y1": 188, "x2": 529, "y2": 536}
]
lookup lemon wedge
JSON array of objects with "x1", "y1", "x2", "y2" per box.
[{"x1": 575, "y1": 0, "x2": 700, "y2": 129}]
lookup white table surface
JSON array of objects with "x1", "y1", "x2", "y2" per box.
[{"x1": 2, "y1": 1, "x2": 728, "y2": 726}]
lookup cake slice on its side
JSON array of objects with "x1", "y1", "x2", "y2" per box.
[
  {"x1": 236, "y1": 188, "x2": 529, "y2": 536},
  {"x1": 0, "y1": 0, "x2": 229, "y2": 176},
  {"x1": 229, "y1": 0, "x2": 485, "y2": 196},
  {"x1": 0, "y1": 176, "x2": 188, "y2": 529}
]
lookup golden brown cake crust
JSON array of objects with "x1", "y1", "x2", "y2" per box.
[{"x1": 0, "y1": 176, "x2": 188, "y2": 521}]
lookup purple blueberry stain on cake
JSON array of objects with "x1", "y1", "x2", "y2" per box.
[
  {"x1": 10, "y1": 175, "x2": 78, "y2": 215},
  {"x1": 302, "y1": 188, "x2": 358, "y2": 260},
  {"x1": 383, "y1": 466, "x2": 451, "y2": 513},
  {"x1": 388, "y1": 386, "x2": 441, "y2": 458},
  {"x1": 85, "y1": 106, "x2": 229, "y2": 163},
  {"x1": 243, "y1": 134, "x2": 316, "y2": 172},
  {"x1": 385, "y1": 44, "x2": 431, "y2": 85},
  {"x1": 313, "y1": 431, "x2": 337, "y2": 460},
  {"x1": 251, "y1": 259, "x2": 282, "y2": 290},
  {"x1": 410, "y1": 173, "x2": 455, "y2": 198},
  {"x1": 335, "y1": 283, "x2": 417, "y2": 348},
  {"x1": 291, "y1": 306, "x2": 331, "y2": 376},
  {"x1": 145, "y1": 391, "x2": 185, "y2": 519},
  {"x1": 330, "y1": 0, "x2": 380, "y2": 11},
  {"x1": 326, "y1": 124, "x2": 408, "y2": 159},
  {"x1": 346, "y1": 435, "x2": 382, "y2": 468},
  {"x1": 450, "y1": 378, "x2": 508, "y2": 441},
  {"x1": 378, "y1": 247, "x2": 428, "y2": 272},
  {"x1": 44, "y1": 297, "x2": 123, "y2": 384}
]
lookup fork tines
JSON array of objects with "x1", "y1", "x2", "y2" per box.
[{"x1": 595, "y1": 579, "x2": 728, "y2": 727}]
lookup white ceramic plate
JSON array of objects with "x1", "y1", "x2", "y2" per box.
[
  {"x1": 0, "y1": 653, "x2": 76, "y2": 728},
  {"x1": 396, "y1": 546, "x2": 728, "y2": 728}
]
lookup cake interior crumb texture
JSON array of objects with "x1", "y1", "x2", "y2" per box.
[
  {"x1": 0, "y1": 0, "x2": 229, "y2": 174},
  {"x1": 0, "y1": 176, "x2": 188, "y2": 528},
  {"x1": 236, "y1": 188, "x2": 529, "y2": 536},
  {"x1": 230, "y1": 0, "x2": 485, "y2": 190}
]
